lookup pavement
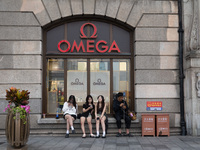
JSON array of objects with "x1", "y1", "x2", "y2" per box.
[{"x1": 0, "y1": 135, "x2": 200, "y2": 150}]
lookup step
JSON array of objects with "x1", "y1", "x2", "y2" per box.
[
  {"x1": 29, "y1": 127, "x2": 181, "y2": 136},
  {"x1": 0, "y1": 117, "x2": 181, "y2": 136},
  {"x1": 37, "y1": 118, "x2": 140, "y2": 124}
]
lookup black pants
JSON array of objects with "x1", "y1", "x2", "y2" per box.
[{"x1": 115, "y1": 113, "x2": 131, "y2": 129}]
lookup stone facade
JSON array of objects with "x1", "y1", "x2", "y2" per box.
[
  {"x1": 183, "y1": 0, "x2": 200, "y2": 136},
  {"x1": 0, "y1": 0, "x2": 196, "y2": 135}
]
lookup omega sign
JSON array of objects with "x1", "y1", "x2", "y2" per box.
[
  {"x1": 93, "y1": 79, "x2": 106, "y2": 86},
  {"x1": 58, "y1": 23, "x2": 121, "y2": 53},
  {"x1": 71, "y1": 78, "x2": 84, "y2": 85}
]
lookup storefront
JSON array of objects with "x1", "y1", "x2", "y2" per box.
[
  {"x1": 1, "y1": 0, "x2": 200, "y2": 136},
  {"x1": 43, "y1": 18, "x2": 134, "y2": 116}
]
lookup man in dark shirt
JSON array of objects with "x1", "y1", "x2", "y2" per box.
[{"x1": 113, "y1": 92, "x2": 131, "y2": 137}]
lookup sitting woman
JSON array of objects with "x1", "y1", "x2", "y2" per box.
[
  {"x1": 95, "y1": 95, "x2": 107, "y2": 138},
  {"x1": 62, "y1": 95, "x2": 77, "y2": 138},
  {"x1": 80, "y1": 95, "x2": 95, "y2": 138}
]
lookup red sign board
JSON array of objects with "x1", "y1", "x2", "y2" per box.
[
  {"x1": 58, "y1": 23, "x2": 121, "y2": 53},
  {"x1": 146, "y1": 101, "x2": 162, "y2": 111}
]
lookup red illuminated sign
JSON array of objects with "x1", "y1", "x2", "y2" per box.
[
  {"x1": 146, "y1": 101, "x2": 162, "y2": 111},
  {"x1": 58, "y1": 23, "x2": 121, "y2": 53}
]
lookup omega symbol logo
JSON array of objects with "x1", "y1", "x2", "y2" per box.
[
  {"x1": 80, "y1": 23, "x2": 97, "y2": 39},
  {"x1": 71, "y1": 78, "x2": 84, "y2": 85},
  {"x1": 93, "y1": 78, "x2": 106, "y2": 86}
]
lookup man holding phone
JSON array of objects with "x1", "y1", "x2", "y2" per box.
[{"x1": 113, "y1": 92, "x2": 131, "y2": 137}]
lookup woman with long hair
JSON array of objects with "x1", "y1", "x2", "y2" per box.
[
  {"x1": 62, "y1": 95, "x2": 78, "y2": 138},
  {"x1": 95, "y1": 95, "x2": 107, "y2": 138},
  {"x1": 80, "y1": 95, "x2": 95, "y2": 138}
]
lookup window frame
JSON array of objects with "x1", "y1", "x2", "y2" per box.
[{"x1": 42, "y1": 16, "x2": 135, "y2": 117}]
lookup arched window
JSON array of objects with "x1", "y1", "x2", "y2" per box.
[{"x1": 43, "y1": 18, "x2": 134, "y2": 117}]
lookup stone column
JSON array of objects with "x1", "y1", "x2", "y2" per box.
[{"x1": 184, "y1": 0, "x2": 200, "y2": 136}]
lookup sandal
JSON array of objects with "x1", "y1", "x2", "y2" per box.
[
  {"x1": 90, "y1": 134, "x2": 95, "y2": 138},
  {"x1": 82, "y1": 134, "x2": 86, "y2": 138}
]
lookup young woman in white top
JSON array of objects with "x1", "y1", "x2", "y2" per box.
[
  {"x1": 62, "y1": 95, "x2": 77, "y2": 138},
  {"x1": 95, "y1": 95, "x2": 107, "y2": 138}
]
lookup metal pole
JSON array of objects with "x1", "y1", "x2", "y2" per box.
[{"x1": 178, "y1": 0, "x2": 186, "y2": 135}]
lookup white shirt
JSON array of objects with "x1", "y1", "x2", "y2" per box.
[{"x1": 62, "y1": 102, "x2": 77, "y2": 116}]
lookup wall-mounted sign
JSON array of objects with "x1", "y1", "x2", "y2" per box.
[
  {"x1": 93, "y1": 78, "x2": 106, "y2": 85},
  {"x1": 146, "y1": 101, "x2": 162, "y2": 111},
  {"x1": 58, "y1": 23, "x2": 121, "y2": 53},
  {"x1": 71, "y1": 78, "x2": 84, "y2": 85}
]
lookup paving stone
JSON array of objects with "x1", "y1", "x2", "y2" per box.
[
  {"x1": 129, "y1": 145, "x2": 143, "y2": 150},
  {"x1": 103, "y1": 144, "x2": 116, "y2": 149},
  {"x1": 142, "y1": 147, "x2": 156, "y2": 150},
  {"x1": 79, "y1": 144, "x2": 92, "y2": 148},
  {"x1": 76, "y1": 148, "x2": 90, "y2": 150},
  {"x1": 105, "y1": 141, "x2": 116, "y2": 144},
  {"x1": 142, "y1": 144, "x2": 155, "y2": 147},
  {"x1": 129, "y1": 142, "x2": 140, "y2": 145},
  {"x1": 116, "y1": 143, "x2": 129, "y2": 146},
  {"x1": 1, "y1": 136, "x2": 200, "y2": 150},
  {"x1": 90, "y1": 148, "x2": 103, "y2": 150},
  {"x1": 155, "y1": 145, "x2": 169, "y2": 149},
  {"x1": 116, "y1": 146, "x2": 129, "y2": 150},
  {"x1": 53, "y1": 138, "x2": 73, "y2": 148}
]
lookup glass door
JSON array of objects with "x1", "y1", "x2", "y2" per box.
[
  {"x1": 47, "y1": 59, "x2": 64, "y2": 114},
  {"x1": 113, "y1": 59, "x2": 130, "y2": 107},
  {"x1": 90, "y1": 59, "x2": 110, "y2": 113},
  {"x1": 67, "y1": 59, "x2": 87, "y2": 113},
  {"x1": 46, "y1": 58, "x2": 131, "y2": 115}
]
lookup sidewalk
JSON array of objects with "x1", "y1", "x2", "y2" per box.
[{"x1": 0, "y1": 135, "x2": 200, "y2": 150}]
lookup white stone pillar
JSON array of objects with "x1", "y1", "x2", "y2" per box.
[
  {"x1": 184, "y1": 0, "x2": 200, "y2": 136},
  {"x1": 190, "y1": 0, "x2": 200, "y2": 51}
]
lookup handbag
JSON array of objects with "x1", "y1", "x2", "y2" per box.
[{"x1": 128, "y1": 110, "x2": 137, "y2": 120}]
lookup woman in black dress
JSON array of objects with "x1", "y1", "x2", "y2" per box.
[{"x1": 80, "y1": 95, "x2": 95, "y2": 138}]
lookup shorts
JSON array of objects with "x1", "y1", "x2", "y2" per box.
[
  {"x1": 97, "y1": 113, "x2": 106, "y2": 118},
  {"x1": 81, "y1": 113, "x2": 92, "y2": 118},
  {"x1": 63, "y1": 114, "x2": 77, "y2": 120}
]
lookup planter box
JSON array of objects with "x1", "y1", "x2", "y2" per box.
[{"x1": 5, "y1": 111, "x2": 30, "y2": 148}]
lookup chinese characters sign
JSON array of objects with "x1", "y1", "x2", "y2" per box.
[{"x1": 146, "y1": 101, "x2": 162, "y2": 111}]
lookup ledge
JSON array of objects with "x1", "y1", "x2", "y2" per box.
[
  {"x1": 37, "y1": 118, "x2": 66, "y2": 124},
  {"x1": 186, "y1": 50, "x2": 200, "y2": 59},
  {"x1": 37, "y1": 118, "x2": 139, "y2": 124}
]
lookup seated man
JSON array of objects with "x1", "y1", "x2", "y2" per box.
[{"x1": 113, "y1": 92, "x2": 131, "y2": 137}]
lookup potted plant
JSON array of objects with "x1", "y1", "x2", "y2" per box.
[{"x1": 4, "y1": 87, "x2": 30, "y2": 148}]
